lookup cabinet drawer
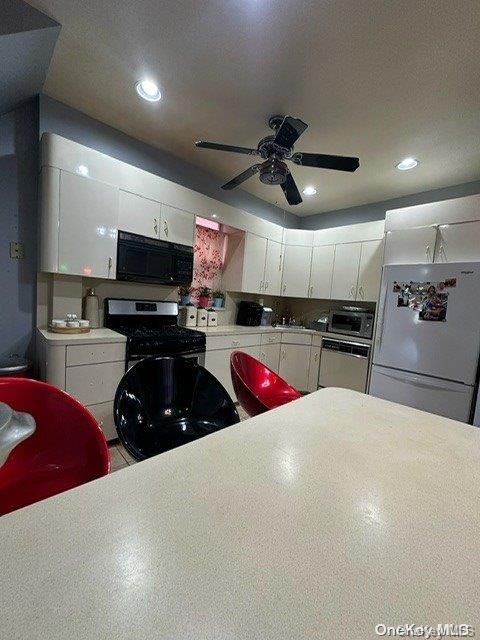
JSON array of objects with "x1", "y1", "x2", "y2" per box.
[
  {"x1": 281, "y1": 332, "x2": 313, "y2": 346},
  {"x1": 87, "y1": 401, "x2": 117, "y2": 441},
  {"x1": 261, "y1": 332, "x2": 281, "y2": 345},
  {"x1": 206, "y1": 333, "x2": 261, "y2": 351},
  {"x1": 66, "y1": 361, "x2": 125, "y2": 406},
  {"x1": 66, "y1": 342, "x2": 125, "y2": 366}
]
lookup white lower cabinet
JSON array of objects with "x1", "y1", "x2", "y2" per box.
[
  {"x1": 307, "y1": 347, "x2": 321, "y2": 392},
  {"x1": 205, "y1": 345, "x2": 260, "y2": 401},
  {"x1": 434, "y1": 221, "x2": 480, "y2": 263},
  {"x1": 260, "y1": 343, "x2": 281, "y2": 373},
  {"x1": 58, "y1": 171, "x2": 119, "y2": 278},
  {"x1": 330, "y1": 242, "x2": 362, "y2": 300},
  {"x1": 279, "y1": 344, "x2": 311, "y2": 391},
  {"x1": 87, "y1": 401, "x2": 117, "y2": 441},
  {"x1": 281, "y1": 245, "x2": 312, "y2": 297}
]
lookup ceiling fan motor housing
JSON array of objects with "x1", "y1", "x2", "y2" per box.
[{"x1": 259, "y1": 159, "x2": 288, "y2": 185}]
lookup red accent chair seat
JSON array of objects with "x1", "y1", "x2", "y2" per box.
[
  {"x1": 230, "y1": 350, "x2": 302, "y2": 417},
  {"x1": 0, "y1": 378, "x2": 109, "y2": 516}
]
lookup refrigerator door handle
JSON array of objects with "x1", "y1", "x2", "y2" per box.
[
  {"x1": 380, "y1": 369, "x2": 471, "y2": 393},
  {"x1": 376, "y1": 281, "x2": 389, "y2": 348}
]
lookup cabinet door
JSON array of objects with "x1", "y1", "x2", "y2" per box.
[
  {"x1": 279, "y1": 344, "x2": 310, "y2": 391},
  {"x1": 205, "y1": 345, "x2": 260, "y2": 401},
  {"x1": 384, "y1": 227, "x2": 437, "y2": 264},
  {"x1": 160, "y1": 204, "x2": 195, "y2": 246},
  {"x1": 263, "y1": 240, "x2": 283, "y2": 295},
  {"x1": 309, "y1": 244, "x2": 334, "y2": 299},
  {"x1": 281, "y1": 245, "x2": 313, "y2": 297},
  {"x1": 434, "y1": 221, "x2": 480, "y2": 263},
  {"x1": 242, "y1": 233, "x2": 268, "y2": 294},
  {"x1": 331, "y1": 243, "x2": 362, "y2": 300},
  {"x1": 59, "y1": 171, "x2": 118, "y2": 278},
  {"x1": 357, "y1": 239, "x2": 384, "y2": 302},
  {"x1": 118, "y1": 190, "x2": 160, "y2": 238},
  {"x1": 260, "y1": 343, "x2": 281, "y2": 373},
  {"x1": 307, "y1": 347, "x2": 321, "y2": 392}
]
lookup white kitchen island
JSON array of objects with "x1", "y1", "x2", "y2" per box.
[{"x1": 1, "y1": 388, "x2": 479, "y2": 639}]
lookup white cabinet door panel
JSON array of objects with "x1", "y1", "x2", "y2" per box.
[
  {"x1": 205, "y1": 345, "x2": 260, "y2": 401},
  {"x1": 242, "y1": 233, "x2": 267, "y2": 294},
  {"x1": 263, "y1": 240, "x2": 283, "y2": 295},
  {"x1": 118, "y1": 190, "x2": 160, "y2": 238},
  {"x1": 59, "y1": 171, "x2": 118, "y2": 278},
  {"x1": 331, "y1": 243, "x2": 361, "y2": 300},
  {"x1": 384, "y1": 227, "x2": 437, "y2": 265},
  {"x1": 279, "y1": 344, "x2": 310, "y2": 390},
  {"x1": 281, "y1": 245, "x2": 312, "y2": 298},
  {"x1": 160, "y1": 204, "x2": 195, "y2": 246},
  {"x1": 307, "y1": 347, "x2": 321, "y2": 392},
  {"x1": 435, "y1": 221, "x2": 480, "y2": 263},
  {"x1": 260, "y1": 343, "x2": 281, "y2": 373},
  {"x1": 357, "y1": 239, "x2": 384, "y2": 302},
  {"x1": 309, "y1": 244, "x2": 334, "y2": 299}
]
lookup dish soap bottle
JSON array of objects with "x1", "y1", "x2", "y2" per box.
[{"x1": 84, "y1": 288, "x2": 100, "y2": 328}]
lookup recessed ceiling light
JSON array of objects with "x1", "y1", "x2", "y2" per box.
[
  {"x1": 302, "y1": 186, "x2": 317, "y2": 196},
  {"x1": 76, "y1": 164, "x2": 89, "y2": 176},
  {"x1": 212, "y1": 214, "x2": 218, "y2": 218},
  {"x1": 396, "y1": 157, "x2": 419, "y2": 171},
  {"x1": 135, "y1": 79, "x2": 162, "y2": 102}
]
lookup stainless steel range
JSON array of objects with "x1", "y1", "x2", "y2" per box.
[{"x1": 104, "y1": 298, "x2": 206, "y2": 370}]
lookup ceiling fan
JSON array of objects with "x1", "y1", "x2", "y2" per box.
[{"x1": 195, "y1": 115, "x2": 359, "y2": 206}]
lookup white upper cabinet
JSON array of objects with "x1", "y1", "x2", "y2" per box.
[
  {"x1": 160, "y1": 204, "x2": 195, "y2": 246},
  {"x1": 309, "y1": 244, "x2": 334, "y2": 299},
  {"x1": 281, "y1": 245, "x2": 312, "y2": 297},
  {"x1": 434, "y1": 221, "x2": 480, "y2": 263},
  {"x1": 357, "y1": 239, "x2": 384, "y2": 301},
  {"x1": 263, "y1": 240, "x2": 283, "y2": 295},
  {"x1": 118, "y1": 190, "x2": 160, "y2": 238},
  {"x1": 283, "y1": 228, "x2": 313, "y2": 247},
  {"x1": 58, "y1": 171, "x2": 118, "y2": 279},
  {"x1": 331, "y1": 243, "x2": 361, "y2": 300},
  {"x1": 383, "y1": 227, "x2": 437, "y2": 265},
  {"x1": 242, "y1": 233, "x2": 268, "y2": 294}
]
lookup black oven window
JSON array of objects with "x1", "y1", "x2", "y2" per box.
[{"x1": 332, "y1": 314, "x2": 362, "y2": 332}]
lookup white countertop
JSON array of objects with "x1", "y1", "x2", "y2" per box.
[
  {"x1": 1, "y1": 388, "x2": 478, "y2": 638},
  {"x1": 37, "y1": 327, "x2": 127, "y2": 345}
]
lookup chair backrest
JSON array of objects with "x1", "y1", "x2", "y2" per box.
[
  {"x1": 0, "y1": 378, "x2": 109, "y2": 516},
  {"x1": 114, "y1": 356, "x2": 239, "y2": 460},
  {"x1": 230, "y1": 350, "x2": 302, "y2": 417}
]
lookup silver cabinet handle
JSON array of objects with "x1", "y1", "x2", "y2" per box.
[
  {"x1": 281, "y1": 349, "x2": 286, "y2": 360},
  {"x1": 264, "y1": 281, "x2": 269, "y2": 290},
  {"x1": 232, "y1": 340, "x2": 240, "y2": 347},
  {"x1": 309, "y1": 284, "x2": 314, "y2": 297},
  {"x1": 164, "y1": 220, "x2": 168, "y2": 237},
  {"x1": 108, "y1": 256, "x2": 112, "y2": 272},
  {"x1": 358, "y1": 285, "x2": 364, "y2": 299},
  {"x1": 259, "y1": 281, "x2": 263, "y2": 291},
  {"x1": 278, "y1": 253, "x2": 283, "y2": 271},
  {"x1": 153, "y1": 218, "x2": 158, "y2": 235},
  {"x1": 425, "y1": 244, "x2": 431, "y2": 260},
  {"x1": 260, "y1": 351, "x2": 265, "y2": 360},
  {"x1": 282, "y1": 283, "x2": 286, "y2": 293},
  {"x1": 314, "y1": 352, "x2": 319, "y2": 361},
  {"x1": 350, "y1": 285, "x2": 356, "y2": 298}
]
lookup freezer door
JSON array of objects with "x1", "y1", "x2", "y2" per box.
[
  {"x1": 369, "y1": 365, "x2": 474, "y2": 422},
  {"x1": 374, "y1": 262, "x2": 480, "y2": 384}
]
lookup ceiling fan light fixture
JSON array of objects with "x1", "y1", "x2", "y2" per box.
[
  {"x1": 302, "y1": 186, "x2": 317, "y2": 196},
  {"x1": 396, "y1": 157, "x2": 418, "y2": 171},
  {"x1": 135, "y1": 79, "x2": 162, "y2": 102}
]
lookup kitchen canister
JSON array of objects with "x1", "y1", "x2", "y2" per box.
[
  {"x1": 84, "y1": 288, "x2": 100, "y2": 328},
  {"x1": 196, "y1": 307, "x2": 208, "y2": 327},
  {"x1": 178, "y1": 306, "x2": 197, "y2": 327},
  {"x1": 207, "y1": 310, "x2": 218, "y2": 327}
]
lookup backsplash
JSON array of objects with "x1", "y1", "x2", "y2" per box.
[{"x1": 192, "y1": 225, "x2": 226, "y2": 300}]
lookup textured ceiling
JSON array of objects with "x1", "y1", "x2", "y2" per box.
[{"x1": 26, "y1": 0, "x2": 480, "y2": 216}]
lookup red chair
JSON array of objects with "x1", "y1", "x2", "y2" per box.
[
  {"x1": 0, "y1": 378, "x2": 110, "y2": 516},
  {"x1": 230, "y1": 351, "x2": 302, "y2": 417}
]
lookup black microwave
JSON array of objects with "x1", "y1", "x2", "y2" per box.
[{"x1": 116, "y1": 230, "x2": 193, "y2": 285}]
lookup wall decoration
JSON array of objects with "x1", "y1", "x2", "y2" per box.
[
  {"x1": 393, "y1": 279, "x2": 456, "y2": 322},
  {"x1": 192, "y1": 225, "x2": 226, "y2": 301}
]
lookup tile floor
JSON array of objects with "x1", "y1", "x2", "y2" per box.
[{"x1": 108, "y1": 404, "x2": 250, "y2": 472}]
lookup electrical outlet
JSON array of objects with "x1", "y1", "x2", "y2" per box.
[{"x1": 10, "y1": 242, "x2": 24, "y2": 259}]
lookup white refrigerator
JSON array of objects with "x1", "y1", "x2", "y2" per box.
[{"x1": 370, "y1": 262, "x2": 480, "y2": 423}]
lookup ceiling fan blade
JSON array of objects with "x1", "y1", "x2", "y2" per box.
[
  {"x1": 292, "y1": 152, "x2": 359, "y2": 172},
  {"x1": 281, "y1": 173, "x2": 302, "y2": 206},
  {"x1": 221, "y1": 164, "x2": 261, "y2": 190},
  {"x1": 195, "y1": 141, "x2": 259, "y2": 156},
  {"x1": 273, "y1": 116, "x2": 308, "y2": 149}
]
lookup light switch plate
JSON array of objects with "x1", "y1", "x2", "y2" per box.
[{"x1": 10, "y1": 242, "x2": 24, "y2": 259}]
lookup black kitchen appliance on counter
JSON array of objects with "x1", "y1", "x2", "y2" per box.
[
  {"x1": 116, "y1": 230, "x2": 193, "y2": 285},
  {"x1": 236, "y1": 301, "x2": 264, "y2": 326}
]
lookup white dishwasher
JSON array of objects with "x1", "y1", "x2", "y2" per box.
[{"x1": 318, "y1": 337, "x2": 371, "y2": 393}]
